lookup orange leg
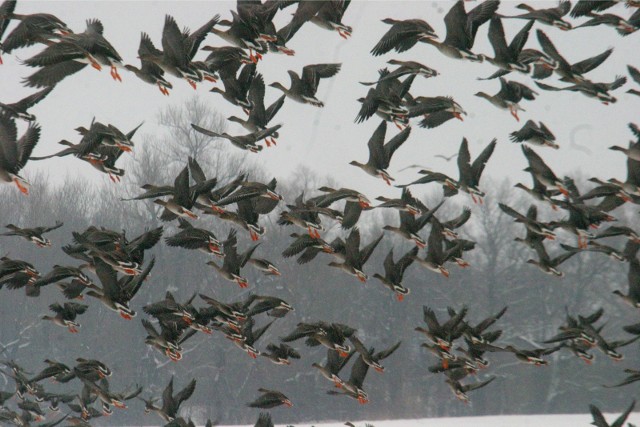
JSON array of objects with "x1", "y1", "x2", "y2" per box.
[
  {"x1": 111, "y1": 66, "x2": 122, "y2": 82},
  {"x1": 13, "y1": 179, "x2": 29, "y2": 195},
  {"x1": 510, "y1": 107, "x2": 520, "y2": 122}
]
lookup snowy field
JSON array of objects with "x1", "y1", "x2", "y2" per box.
[{"x1": 138, "y1": 412, "x2": 640, "y2": 427}]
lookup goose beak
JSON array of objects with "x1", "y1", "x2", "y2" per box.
[{"x1": 116, "y1": 143, "x2": 132, "y2": 153}]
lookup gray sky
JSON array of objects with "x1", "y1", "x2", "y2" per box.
[{"x1": 2, "y1": 0, "x2": 638, "y2": 203}]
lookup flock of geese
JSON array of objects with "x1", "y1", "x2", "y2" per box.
[{"x1": 1, "y1": 0, "x2": 640, "y2": 426}]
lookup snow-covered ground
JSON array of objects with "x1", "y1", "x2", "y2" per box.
[{"x1": 205, "y1": 413, "x2": 640, "y2": 427}]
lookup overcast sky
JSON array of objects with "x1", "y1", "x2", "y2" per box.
[{"x1": 2, "y1": 1, "x2": 638, "y2": 204}]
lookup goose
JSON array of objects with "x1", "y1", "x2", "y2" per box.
[
  {"x1": 375, "y1": 187, "x2": 427, "y2": 216},
  {"x1": 235, "y1": 0, "x2": 281, "y2": 44},
  {"x1": 535, "y1": 75, "x2": 626, "y2": 104},
  {"x1": 382, "y1": 197, "x2": 443, "y2": 248},
  {"x1": 0, "y1": 113, "x2": 40, "y2": 195},
  {"x1": 501, "y1": 344, "x2": 562, "y2": 365},
  {"x1": 613, "y1": 241, "x2": 640, "y2": 307},
  {"x1": 356, "y1": 71, "x2": 414, "y2": 128},
  {"x1": 206, "y1": 230, "x2": 258, "y2": 288},
  {"x1": 60, "y1": 19, "x2": 123, "y2": 81},
  {"x1": 270, "y1": 63, "x2": 341, "y2": 107},
  {"x1": 210, "y1": 63, "x2": 256, "y2": 110},
  {"x1": 277, "y1": 1, "x2": 351, "y2": 42},
  {"x1": 211, "y1": 10, "x2": 263, "y2": 63},
  {"x1": 328, "y1": 227, "x2": 383, "y2": 282},
  {"x1": 441, "y1": 207, "x2": 472, "y2": 238},
  {"x1": 247, "y1": 258, "x2": 281, "y2": 276},
  {"x1": 153, "y1": 166, "x2": 199, "y2": 220},
  {"x1": 281, "y1": 321, "x2": 355, "y2": 356},
  {"x1": 142, "y1": 377, "x2": 196, "y2": 423},
  {"x1": 27, "y1": 360, "x2": 73, "y2": 384},
  {"x1": 628, "y1": 65, "x2": 640, "y2": 96},
  {"x1": 405, "y1": 95, "x2": 466, "y2": 129},
  {"x1": 422, "y1": 0, "x2": 499, "y2": 62},
  {"x1": 570, "y1": 0, "x2": 618, "y2": 17},
  {"x1": 412, "y1": 219, "x2": 461, "y2": 278},
  {"x1": 522, "y1": 145, "x2": 570, "y2": 196},
  {"x1": 373, "y1": 247, "x2": 418, "y2": 300},
  {"x1": 139, "y1": 15, "x2": 208, "y2": 88},
  {"x1": 527, "y1": 240, "x2": 576, "y2": 277},
  {"x1": 42, "y1": 302, "x2": 87, "y2": 333},
  {"x1": 144, "y1": 292, "x2": 197, "y2": 325},
  {"x1": 0, "y1": 86, "x2": 54, "y2": 121},
  {"x1": 536, "y1": 29, "x2": 613, "y2": 83},
  {"x1": 164, "y1": 218, "x2": 222, "y2": 256},
  {"x1": 479, "y1": 47, "x2": 559, "y2": 81},
  {"x1": 312, "y1": 348, "x2": 355, "y2": 388},
  {"x1": 574, "y1": 11, "x2": 640, "y2": 35},
  {"x1": 281, "y1": 232, "x2": 340, "y2": 264},
  {"x1": 213, "y1": 178, "x2": 283, "y2": 210},
  {"x1": 560, "y1": 241, "x2": 626, "y2": 261},
  {"x1": 483, "y1": 17, "x2": 533, "y2": 73},
  {"x1": 247, "y1": 388, "x2": 292, "y2": 408},
  {"x1": 227, "y1": 73, "x2": 285, "y2": 146},
  {"x1": 499, "y1": 203, "x2": 557, "y2": 239},
  {"x1": 124, "y1": 33, "x2": 173, "y2": 95},
  {"x1": 594, "y1": 225, "x2": 640, "y2": 243},
  {"x1": 503, "y1": 1, "x2": 572, "y2": 30},
  {"x1": 370, "y1": 18, "x2": 437, "y2": 56},
  {"x1": 191, "y1": 123, "x2": 280, "y2": 153},
  {"x1": 86, "y1": 257, "x2": 155, "y2": 320},
  {"x1": 201, "y1": 45, "x2": 253, "y2": 80},
  {"x1": 277, "y1": 193, "x2": 325, "y2": 238},
  {"x1": 360, "y1": 59, "x2": 438, "y2": 85},
  {"x1": 588, "y1": 400, "x2": 636, "y2": 427},
  {"x1": 349, "y1": 336, "x2": 401, "y2": 373},
  {"x1": 310, "y1": 0, "x2": 353, "y2": 38},
  {"x1": 33, "y1": 265, "x2": 92, "y2": 289},
  {"x1": 401, "y1": 138, "x2": 495, "y2": 202},
  {"x1": 226, "y1": 317, "x2": 272, "y2": 358},
  {"x1": 475, "y1": 78, "x2": 538, "y2": 121},
  {"x1": 245, "y1": 295, "x2": 293, "y2": 318},
  {"x1": 605, "y1": 369, "x2": 640, "y2": 388},
  {"x1": 80, "y1": 378, "x2": 142, "y2": 414},
  {"x1": 73, "y1": 121, "x2": 141, "y2": 154},
  {"x1": 509, "y1": 120, "x2": 558, "y2": 148},
  {"x1": 0, "y1": 6, "x2": 72, "y2": 58},
  {"x1": 260, "y1": 343, "x2": 300, "y2": 365},
  {"x1": 0, "y1": 221, "x2": 62, "y2": 247},
  {"x1": 446, "y1": 374, "x2": 496, "y2": 403},
  {"x1": 349, "y1": 121, "x2": 411, "y2": 185},
  {"x1": 327, "y1": 351, "x2": 370, "y2": 404}
]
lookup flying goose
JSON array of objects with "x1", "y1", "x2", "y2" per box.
[{"x1": 349, "y1": 121, "x2": 411, "y2": 185}]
